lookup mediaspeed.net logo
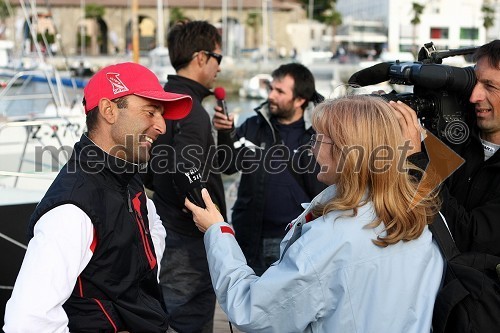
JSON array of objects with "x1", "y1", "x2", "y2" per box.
[{"x1": 411, "y1": 129, "x2": 465, "y2": 208}]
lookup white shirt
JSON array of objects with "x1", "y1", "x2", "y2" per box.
[
  {"x1": 480, "y1": 138, "x2": 500, "y2": 161},
  {"x1": 3, "y1": 199, "x2": 166, "y2": 333}
]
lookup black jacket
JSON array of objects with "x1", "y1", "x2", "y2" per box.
[
  {"x1": 442, "y1": 128, "x2": 500, "y2": 256},
  {"x1": 148, "y1": 75, "x2": 227, "y2": 237},
  {"x1": 410, "y1": 128, "x2": 500, "y2": 256},
  {"x1": 217, "y1": 102, "x2": 326, "y2": 265},
  {"x1": 28, "y1": 134, "x2": 168, "y2": 333}
]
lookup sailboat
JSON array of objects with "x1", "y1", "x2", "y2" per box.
[{"x1": 0, "y1": 2, "x2": 87, "y2": 323}]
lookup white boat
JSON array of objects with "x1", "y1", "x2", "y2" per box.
[
  {"x1": 0, "y1": 0, "x2": 87, "y2": 320},
  {"x1": 148, "y1": 46, "x2": 176, "y2": 85},
  {"x1": 239, "y1": 73, "x2": 272, "y2": 100}
]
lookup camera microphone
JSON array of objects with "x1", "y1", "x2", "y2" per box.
[
  {"x1": 175, "y1": 167, "x2": 206, "y2": 208},
  {"x1": 214, "y1": 86, "x2": 228, "y2": 119},
  {"x1": 348, "y1": 62, "x2": 392, "y2": 87},
  {"x1": 389, "y1": 63, "x2": 476, "y2": 93}
]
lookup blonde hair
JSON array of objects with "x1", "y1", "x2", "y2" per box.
[{"x1": 311, "y1": 95, "x2": 440, "y2": 247}]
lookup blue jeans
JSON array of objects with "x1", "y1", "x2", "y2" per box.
[{"x1": 159, "y1": 228, "x2": 215, "y2": 333}]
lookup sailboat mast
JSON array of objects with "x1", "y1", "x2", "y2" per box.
[
  {"x1": 157, "y1": 0, "x2": 165, "y2": 48},
  {"x1": 131, "y1": 0, "x2": 139, "y2": 63}
]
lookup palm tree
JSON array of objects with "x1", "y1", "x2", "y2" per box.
[
  {"x1": 481, "y1": 0, "x2": 495, "y2": 41},
  {"x1": 84, "y1": 4, "x2": 106, "y2": 54},
  {"x1": 246, "y1": 12, "x2": 262, "y2": 49},
  {"x1": 321, "y1": 3, "x2": 342, "y2": 53},
  {"x1": 410, "y1": 2, "x2": 425, "y2": 58},
  {"x1": 0, "y1": 1, "x2": 9, "y2": 39},
  {"x1": 169, "y1": 8, "x2": 188, "y2": 27},
  {"x1": 298, "y1": 0, "x2": 332, "y2": 20}
]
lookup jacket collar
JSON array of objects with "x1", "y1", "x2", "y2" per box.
[
  {"x1": 165, "y1": 75, "x2": 212, "y2": 102},
  {"x1": 254, "y1": 101, "x2": 314, "y2": 131},
  {"x1": 71, "y1": 134, "x2": 146, "y2": 185},
  {"x1": 292, "y1": 185, "x2": 371, "y2": 228}
]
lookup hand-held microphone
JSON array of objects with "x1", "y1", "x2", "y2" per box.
[
  {"x1": 175, "y1": 167, "x2": 206, "y2": 208},
  {"x1": 214, "y1": 87, "x2": 228, "y2": 119},
  {"x1": 348, "y1": 62, "x2": 393, "y2": 87}
]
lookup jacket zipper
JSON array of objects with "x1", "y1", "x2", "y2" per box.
[{"x1": 130, "y1": 189, "x2": 157, "y2": 269}]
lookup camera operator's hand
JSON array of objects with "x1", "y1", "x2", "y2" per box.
[
  {"x1": 185, "y1": 188, "x2": 225, "y2": 233},
  {"x1": 389, "y1": 100, "x2": 425, "y2": 156},
  {"x1": 213, "y1": 105, "x2": 235, "y2": 131}
]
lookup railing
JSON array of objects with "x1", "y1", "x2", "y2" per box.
[
  {"x1": 0, "y1": 118, "x2": 83, "y2": 188},
  {"x1": 0, "y1": 69, "x2": 81, "y2": 119}
]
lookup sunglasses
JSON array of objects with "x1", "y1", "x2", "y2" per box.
[{"x1": 202, "y1": 50, "x2": 223, "y2": 65}]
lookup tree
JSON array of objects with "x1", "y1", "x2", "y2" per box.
[
  {"x1": 410, "y1": 2, "x2": 425, "y2": 57},
  {"x1": 296, "y1": 0, "x2": 342, "y2": 52},
  {"x1": 321, "y1": 3, "x2": 342, "y2": 52},
  {"x1": 85, "y1": 3, "x2": 105, "y2": 19},
  {"x1": 169, "y1": 7, "x2": 188, "y2": 27},
  {"x1": 298, "y1": 0, "x2": 333, "y2": 20},
  {"x1": 482, "y1": 0, "x2": 495, "y2": 41},
  {"x1": 246, "y1": 12, "x2": 262, "y2": 48},
  {"x1": 81, "y1": 4, "x2": 106, "y2": 55},
  {"x1": 0, "y1": 1, "x2": 10, "y2": 39}
]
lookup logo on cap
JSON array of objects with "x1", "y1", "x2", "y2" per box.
[{"x1": 106, "y1": 72, "x2": 129, "y2": 95}]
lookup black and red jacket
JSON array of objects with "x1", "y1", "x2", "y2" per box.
[{"x1": 28, "y1": 134, "x2": 168, "y2": 333}]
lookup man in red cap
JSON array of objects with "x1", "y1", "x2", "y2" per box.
[{"x1": 4, "y1": 62, "x2": 192, "y2": 333}]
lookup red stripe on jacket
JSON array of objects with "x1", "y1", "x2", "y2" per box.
[
  {"x1": 132, "y1": 192, "x2": 157, "y2": 269},
  {"x1": 220, "y1": 226, "x2": 235, "y2": 235},
  {"x1": 93, "y1": 298, "x2": 118, "y2": 332}
]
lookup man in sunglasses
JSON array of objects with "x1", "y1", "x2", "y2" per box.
[{"x1": 145, "y1": 20, "x2": 226, "y2": 333}]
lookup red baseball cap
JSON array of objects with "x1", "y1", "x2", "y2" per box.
[{"x1": 83, "y1": 62, "x2": 192, "y2": 119}]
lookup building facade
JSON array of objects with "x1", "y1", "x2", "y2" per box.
[
  {"x1": 2, "y1": 0, "x2": 305, "y2": 58},
  {"x1": 336, "y1": 0, "x2": 491, "y2": 54}
]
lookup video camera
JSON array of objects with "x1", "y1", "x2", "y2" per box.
[{"x1": 348, "y1": 42, "x2": 478, "y2": 139}]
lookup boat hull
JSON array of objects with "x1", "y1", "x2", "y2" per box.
[{"x1": 0, "y1": 202, "x2": 35, "y2": 327}]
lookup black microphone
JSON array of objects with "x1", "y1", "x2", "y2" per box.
[
  {"x1": 348, "y1": 62, "x2": 392, "y2": 87},
  {"x1": 174, "y1": 167, "x2": 206, "y2": 208},
  {"x1": 214, "y1": 86, "x2": 228, "y2": 118}
]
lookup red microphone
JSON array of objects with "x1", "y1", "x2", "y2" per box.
[{"x1": 214, "y1": 86, "x2": 228, "y2": 118}]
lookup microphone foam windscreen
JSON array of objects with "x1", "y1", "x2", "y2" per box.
[
  {"x1": 348, "y1": 62, "x2": 392, "y2": 87},
  {"x1": 214, "y1": 87, "x2": 226, "y2": 100}
]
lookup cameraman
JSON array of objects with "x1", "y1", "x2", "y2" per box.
[{"x1": 390, "y1": 39, "x2": 500, "y2": 256}]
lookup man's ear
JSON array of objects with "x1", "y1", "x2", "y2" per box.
[
  {"x1": 98, "y1": 99, "x2": 117, "y2": 124},
  {"x1": 294, "y1": 96, "x2": 306, "y2": 110},
  {"x1": 194, "y1": 51, "x2": 207, "y2": 67}
]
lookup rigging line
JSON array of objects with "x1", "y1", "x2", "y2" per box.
[
  {"x1": 18, "y1": 0, "x2": 64, "y2": 108},
  {"x1": 42, "y1": 0, "x2": 78, "y2": 79},
  {"x1": 0, "y1": 232, "x2": 28, "y2": 250}
]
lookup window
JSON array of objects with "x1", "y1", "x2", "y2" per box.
[
  {"x1": 430, "y1": 27, "x2": 449, "y2": 39},
  {"x1": 460, "y1": 28, "x2": 479, "y2": 40}
]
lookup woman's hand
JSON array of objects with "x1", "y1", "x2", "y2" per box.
[
  {"x1": 185, "y1": 188, "x2": 225, "y2": 233},
  {"x1": 389, "y1": 100, "x2": 426, "y2": 156}
]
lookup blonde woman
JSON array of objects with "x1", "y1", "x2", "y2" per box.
[{"x1": 186, "y1": 95, "x2": 444, "y2": 333}]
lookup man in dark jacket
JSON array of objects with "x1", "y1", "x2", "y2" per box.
[
  {"x1": 391, "y1": 39, "x2": 500, "y2": 256},
  {"x1": 213, "y1": 63, "x2": 327, "y2": 275},
  {"x1": 3, "y1": 62, "x2": 192, "y2": 332},
  {"x1": 147, "y1": 21, "x2": 226, "y2": 333}
]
